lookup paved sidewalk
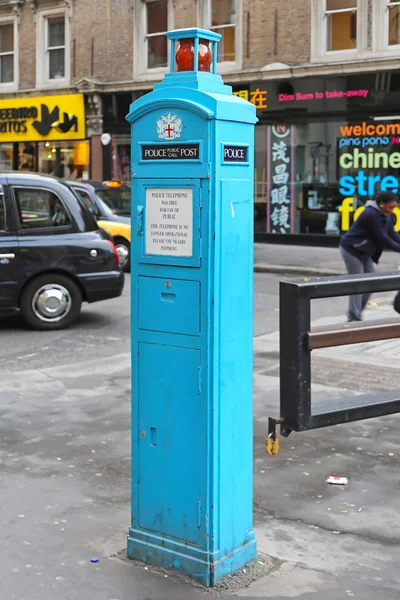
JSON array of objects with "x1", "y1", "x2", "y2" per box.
[
  {"x1": 2, "y1": 350, "x2": 400, "y2": 600},
  {"x1": 254, "y1": 243, "x2": 400, "y2": 275},
  {"x1": 255, "y1": 308, "x2": 400, "y2": 369},
  {"x1": 251, "y1": 308, "x2": 400, "y2": 599}
]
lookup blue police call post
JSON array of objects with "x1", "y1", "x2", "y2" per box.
[{"x1": 126, "y1": 28, "x2": 257, "y2": 587}]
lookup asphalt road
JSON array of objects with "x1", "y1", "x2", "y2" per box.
[
  {"x1": 0, "y1": 274, "x2": 131, "y2": 373},
  {"x1": 0, "y1": 273, "x2": 347, "y2": 371}
]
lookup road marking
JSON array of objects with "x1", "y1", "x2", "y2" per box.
[{"x1": 17, "y1": 353, "x2": 37, "y2": 360}]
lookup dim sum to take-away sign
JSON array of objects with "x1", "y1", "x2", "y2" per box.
[{"x1": 0, "y1": 93, "x2": 86, "y2": 142}]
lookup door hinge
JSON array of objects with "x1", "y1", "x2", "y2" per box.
[
  {"x1": 199, "y1": 237, "x2": 203, "y2": 259},
  {"x1": 137, "y1": 205, "x2": 143, "y2": 236},
  {"x1": 198, "y1": 367, "x2": 202, "y2": 394}
]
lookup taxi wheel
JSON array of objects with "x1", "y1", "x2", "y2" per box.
[
  {"x1": 20, "y1": 274, "x2": 82, "y2": 331},
  {"x1": 115, "y1": 238, "x2": 130, "y2": 273}
]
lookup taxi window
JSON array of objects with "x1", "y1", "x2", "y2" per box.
[
  {"x1": 74, "y1": 188, "x2": 95, "y2": 210},
  {"x1": 14, "y1": 188, "x2": 71, "y2": 229},
  {"x1": 0, "y1": 195, "x2": 5, "y2": 231},
  {"x1": 96, "y1": 188, "x2": 131, "y2": 214}
]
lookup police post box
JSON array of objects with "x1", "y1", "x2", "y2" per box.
[{"x1": 126, "y1": 28, "x2": 257, "y2": 586}]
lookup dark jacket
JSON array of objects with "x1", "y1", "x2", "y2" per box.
[{"x1": 340, "y1": 200, "x2": 400, "y2": 263}]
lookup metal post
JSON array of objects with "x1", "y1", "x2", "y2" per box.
[{"x1": 280, "y1": 281, "x2": 311, "y2": 433}]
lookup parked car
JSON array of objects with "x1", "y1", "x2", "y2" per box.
[
  {"x1": 0, "y1": 173, "x2": 124, "y2": 331},
  {"x1": 63, "y1": 180, "x2": 131, "y2": 272}
]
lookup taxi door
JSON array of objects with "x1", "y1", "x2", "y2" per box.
[{"x1": 0, "y1": 183, "x2": 20, "y2": 310}]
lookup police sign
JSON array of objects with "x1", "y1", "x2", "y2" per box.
[{"x1": 223, "y1": 145, "x2": 248, "y2": 163}]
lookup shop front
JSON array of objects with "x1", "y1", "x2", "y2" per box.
[
  {"x1": 102, "y1": 92, "x2": 149, "y2": 185},
  {"x1": 233, "y1": 69, "x2": 400, "y2": 243},
  {"x1": 0, "y1": 93, "x2": 89, "y2": 179}
]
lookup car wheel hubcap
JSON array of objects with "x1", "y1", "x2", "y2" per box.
[
  {"x1": 32, "y1": 284, "x2": 72, "y2": 323},
  {"x1": 116, "y1": 244, "x2": 129, "y2": 267}
]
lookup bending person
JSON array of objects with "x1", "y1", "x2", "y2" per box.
[{"x1": 340, "y1": 191, "x2": 400, "y2": 322}]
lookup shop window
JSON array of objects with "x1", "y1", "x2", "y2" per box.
[
  {"x1": 19, "y1": 143, "x2": 37, "y2": 172},
  {"x1": 0, "y1": 143, "x2": 13, "y2": 171},
  {"x1": 37, "y1": 9, "x2": 70, "y2": 88},
  {"x1": 388, "y1": 0, "x2": 400, "y2": 45},
  {"x1": 256, "y1": 117, "x2": 400, "y2": 237},
  {"x1": 326, "y1": 0, "x2": 358, "y2": 51},
  {"x1": 134, "y1": 0, "x2": 173, "y2": 77},
  {"x1": 38, "y1": 141, "x2": 89, "y2": 179},
  {"x1": 0, "y1": 195, "x2": 5, "y2": 231},
  {"x1": 211, "y1": 0, "x2": 236, "y2": 62},
  {"x1": 111, "y1": 135, "x2": 131, "y2": 185},
  {"x1": 14, "y1": 188, "x2": 71, "y2": 230}
]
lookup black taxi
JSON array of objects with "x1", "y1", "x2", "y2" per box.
[
  {"x1": 0, "y1": 173, "x2": 124, "y2": 330},
  {"x1": 63, "y1": 180, "x2": 132, "y2": 272}
]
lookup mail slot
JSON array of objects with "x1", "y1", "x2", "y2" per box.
[{"x1": 138, "y1": 276, "x2": 200, "y2": 335}]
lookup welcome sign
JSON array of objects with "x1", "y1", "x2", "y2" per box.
[
  {"x1": 338, "y1": 121, "x2": 400, "y2": 197},
  {"x1": 337, "y1": 120, "x2": 400, "y2": 231}
]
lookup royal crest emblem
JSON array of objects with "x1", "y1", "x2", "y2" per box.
[{"x1": 156, "y1": 113, "x2": 182, "y2": 140}]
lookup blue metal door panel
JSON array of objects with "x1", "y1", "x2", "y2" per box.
[
  {"x1": 138, "y1": 342, "x2": 205, "y2": 545},
  {"x1": 138, "y1": 276, "x2": 201, "y2": 336}
]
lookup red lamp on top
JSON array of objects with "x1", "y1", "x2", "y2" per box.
[{"x1": 175, "y1": 38, "x2": 212, "y2": 72}]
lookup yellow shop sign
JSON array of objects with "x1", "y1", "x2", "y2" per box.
[{"x1": 0, "y1": 93, "x2": 85, "y2": 142}]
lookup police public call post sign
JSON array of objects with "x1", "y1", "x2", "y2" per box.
[
  {"x1": 0, "y1": 94, "x2": 86, "y2": 142},
  {"x1": 142, "y1": 143, "x2": 200, "y2": 160}
]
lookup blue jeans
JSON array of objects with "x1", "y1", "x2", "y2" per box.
[{"x1": 340, "y1": 246, "x2": 375, "y2": 321}]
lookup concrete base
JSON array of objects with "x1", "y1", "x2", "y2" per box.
[{"x1": 127, "y1": 528, "x2": 257, "y2": 587}]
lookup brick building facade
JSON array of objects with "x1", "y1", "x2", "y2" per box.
[{"x1": 0, "y1": 1, "x2": 400, "y2": 241}]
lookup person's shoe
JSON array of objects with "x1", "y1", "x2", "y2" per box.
[{"x1": 347, "y1": 314, "x2": 362, "y2": 323}]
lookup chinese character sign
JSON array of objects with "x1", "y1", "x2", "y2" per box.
[
  {"x1": 233, "y1": 88, "x2": 268, "y2": 110},
  {"x1": 267, "y1": 125, "x2": 294, "y2": 234}
]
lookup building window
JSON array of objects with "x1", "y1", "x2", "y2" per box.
[
  {"x1": 0, "y1": 23, "x2": 14, "y2": 83},
  {"x1": 388, "y1": 0, "x2": 400, "y2": 45},
  {"x1": 311, "y1": 0, "x2": 366, "y2": 61},
  {"x1": 211, "y1": 0, "x2": 236, "y2": 62},
  {"x1": 199, "y1": 0, "x2": 241, "y2": 70},
  {"x1": 146, "y1": 0, "x2": 168, "y2": 69},
  {"x1": 37, "y1": 9, "x2": 69, "y2": 87},
  {"x1": 47, "y1": 16, "x2": 65, "y2": 79},
  {"x1": 326, "y1": 0, "x2": 358, "y2": 51},
  {"x1": 134, "y1": 0, "x2": 173, "y2": 78}
]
